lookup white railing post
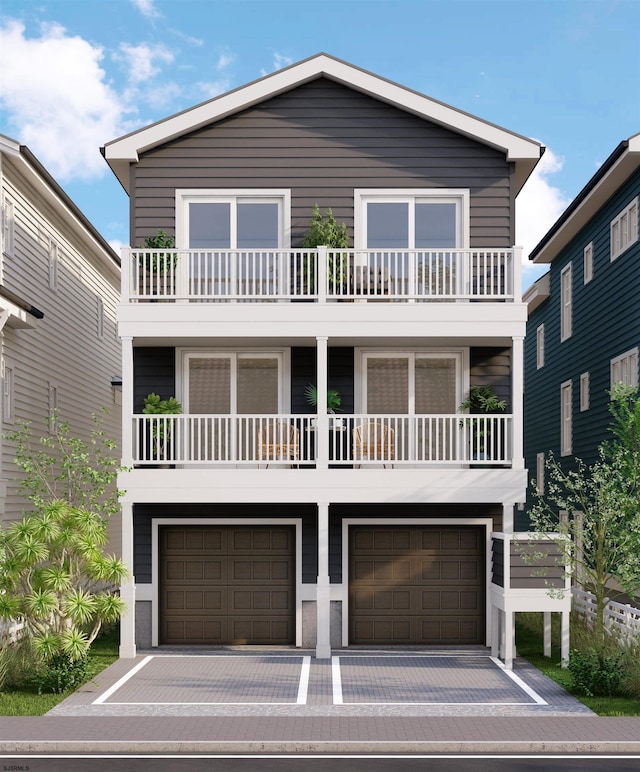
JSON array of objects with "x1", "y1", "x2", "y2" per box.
[
  {"x1": 318, "y1": 246, "x2": 328, "y2": 304},
  {"x1": 316, "y1": 336, "x2": 329, "y2": 469},
  {"x1": 122, "y1": 336, "x2": 134, "y2": 467},
  {"x1": 512, "y1": 336, "x2": 524, "y2": 468},
  {"x1": 513, "y1": 246, "x2": 523, "y2": 302}
]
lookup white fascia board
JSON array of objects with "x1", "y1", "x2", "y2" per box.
[
  {"x1": 533, "y1": 133, "x2": 640, "y2": 264},
  {"x1": 523, "y1": 272, "x2": 550, "y2": 314},
  {"x1": 103, "y1": 54, "x2": 542, "y2": 191}
]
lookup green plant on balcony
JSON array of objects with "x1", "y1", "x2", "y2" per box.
[
  {"x1": 459, "y1": 385, "x2": 507, "y2": 458},
  {"x1": 142, "y1": 392, "x2": 182, "y2": 461},
  {"x1": 138, "y1": 231, "x2": 178, "y2": 297},
  {"x1": 302, "y1": 205, "x2": 350, "y2": 293}
]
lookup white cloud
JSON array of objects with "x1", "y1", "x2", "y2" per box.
[
  {"x1": 116, "y1": 42, "x2": 174, "y2": 85},
  {"x1": 217, "y1": 52, "x2": 235, "y2": 71},
  {"x1": 196, "y1": 80, "x2": 231, "y2": 100},
  {"x1": 130, "y1": 0, "x2": 161, "y2": 19},
  {"x1": 260, "y1": 52, "x2": 294, "y2": 77},
  {"x1": 0, "y1": 20, "x2": 132, "y2": 181}
]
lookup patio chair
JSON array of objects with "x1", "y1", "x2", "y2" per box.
[
  {"x1": 258, "y1": 421, "x2": 300, "y2": 468},
  {"x1": 352, "y1": 421, "x2": 394, "y2": 468}
]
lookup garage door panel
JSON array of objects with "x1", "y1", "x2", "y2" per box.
[
  {"x1": 160, "y1": 525, "x2": 294, "y2": 645},
  {"x1": 350, "y1": 525, "x2": 484, "y2": 645}
]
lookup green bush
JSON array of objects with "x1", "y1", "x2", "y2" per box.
[
  {"x1": 568, "y1": 647, "x2": 625, "y2": 697},
  {"x1": 35, "y1": 652, "x2": 91, "y2": 695}
]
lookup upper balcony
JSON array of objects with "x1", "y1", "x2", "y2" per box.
[{"x1": 121, "y1": 247, "x2": 522, "y2": 305}]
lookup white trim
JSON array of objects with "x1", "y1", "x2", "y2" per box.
[
  {"x1": 610, "y1": 347, "x2": 639, "y2": 389},
  {"x1": 104, "y1": 54, "x2": 541, "y2": 193},
  {"x1": 354, "y1": 189, "x2": 470, "y2": 250},
  {"x1": 150, "y1": 517, "x2": 303, "y2": 648},
  {"x1": 610, "y1": 196, "x2": 638, "y2": 261},
  {"x1": 560, "y1": 263, "x2": 572, "y2": 342},
  {"x1": 340, "y1": 517, "x2": 494, "y2": 647},
  {"x1": 580, "y1": 372, "x2": 590, "y2": 412},
  {"x1": 176, "y1": 188, "x2": 291, "y2": 250},
  {"x1": 536, "y1": 324, "x2": 544, "y2": 369},
  {"x1": 560, "y1": 380, "x2": 572, "y2": 457},
  {"x1": 583, "y1": 241, "x2": 593, "y2": 284}
]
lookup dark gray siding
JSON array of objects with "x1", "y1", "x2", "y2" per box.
[
  {"x1": 510, "y1": 541, "x2": 564, "y2": 589},
  {"x1": 522, "y1": 168, "x2": 640, "y2": 529},
  {"x1": 134, "y1": 348, "x2": 176, "y2": 411},
  {"x1": 291, "y1": 347, "x2": 354, "y2": 414},
  {"x1": 132, "y1": 78, "x2": 513, "y2": 248},
  {"x1": 470, "y1": 347, "x2": 511, "y2": 409}
]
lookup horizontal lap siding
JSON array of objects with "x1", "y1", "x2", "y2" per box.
[{"x1": 132, "y1": 78, "x2": 512, "y2": 247}]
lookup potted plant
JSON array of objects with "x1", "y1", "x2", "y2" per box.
[
  {"x1": 305, "y1": 383, "x2": 343, "y2": 428},
  {"x1": 143, "y1": 392, "x2": 182, "y2": 464},
  {"x1": 302, "y1": 204, "x2": 350, "y2": 295},
  {"x1": 139, "y1": 230, "x2": 177, "y2": 296},
  {"x1": 459, "y1": 385, "x2": 507, "y2": 460}
]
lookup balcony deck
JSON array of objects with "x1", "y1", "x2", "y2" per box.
[{"x1": 122, "y1": 248, "x2": 521, "y2": 304}]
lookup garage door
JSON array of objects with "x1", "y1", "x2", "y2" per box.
[
  {"x1": 160, "y1": 525, "x2": 295, "y2": 645},
  {"x1": 349, "y1": 525, "x2": 485, "y2": 645}
]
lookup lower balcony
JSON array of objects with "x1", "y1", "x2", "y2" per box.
[{"x1": 132, "y1": 413, "x2": 514, "y2": 467}]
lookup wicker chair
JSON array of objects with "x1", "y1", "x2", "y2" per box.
[
  {"x1": 352, "y1": 421, "x2": 395, "y2": 468},
  {"x1": 258, "y1": 422, "x2": 300, "y2": 467}
]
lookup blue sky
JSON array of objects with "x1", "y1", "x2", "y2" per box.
[{"x1": 1, "y1": 0, "x2": 639, "y2": 289}]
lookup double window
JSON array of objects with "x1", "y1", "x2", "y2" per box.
[{"x1": 611, "y1": 347, "x2": 638, "y2": 389}]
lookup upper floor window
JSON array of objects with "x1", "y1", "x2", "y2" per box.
[
  {"x1": 536, "y1": 324, "x2": 545, "y2": 369},
  {"x1": 2, "y1": 360, "x2": 14, "y2": 424},
  {"x1": 177, "y1": 190, "x2": 290, "y2": 249},
  {"x1": 2, "y1": 196, "x2": 14, "y2": 257},
  {"x1": 560, "y1": 380, "x2": 572, "y2": 456},
  {"x1": 610, "y1": 197, "x2": 638, "y2": 261},
  {"x1": 611, "y1": 347, "x2": 639, "y2": 389},
  {"x1": 580, "y1": 372, "x2": 590, "y2": 411},
  {"x1": 49, "y1": 239, "x2": 59, "y2": 290},
  {"x1": 583, "y1": 242, "x2": 593, "y2": 284},
  {"x1": 560, "y1": 263, "x2": 572, "y2": 341},
  {"x1": 97, "y1": 297, "x2": 104, "y2": 339},
  {"x1": 354, "y1": 189, "x2": 469, "y2": 249}
]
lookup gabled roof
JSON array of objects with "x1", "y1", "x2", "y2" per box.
[
  {"x1": 103, "y1": 53, "x2": 543, "y2": 195},
  {"x1": 530, "y1": 133, "x2": 640, "y2": 264}
]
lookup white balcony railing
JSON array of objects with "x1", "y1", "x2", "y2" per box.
[
  {"x1": 122, "y1": 248, "x2": 520, "y2": 303},
  {"x1": 132, "y1": 413, "x2": 513, "y2": 467}
]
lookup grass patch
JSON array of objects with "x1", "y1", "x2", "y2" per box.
[
  {"x1": 516, "y1": 614, "x2": 640, "y2": 716},
  {"x1": 0, "y1": 625, "x2": 119, "y2": 716}
]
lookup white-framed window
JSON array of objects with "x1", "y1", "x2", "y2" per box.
[
  {"x1": 354, "y1": 189, "x2": 469, "y2": 249},
  {"x1": 610, "y1": 347, "x2": 639, "y2": 389},
  {"x1": 176, "y1": 189, "x2": 291, "y2": 249},
  {"x1": 536, "y1": 324, "x2": 545, "y2": 369},
  {"x1": 580, "y1": 372, "x2": 590, "y2": 411},
  {"x1": 2, "y1": 195, "x2": 15, "y2": 257},
  {"x1": 610, "y1": 197, "x2": 638, "y2": 261},
  {"x1": 560, "y1": 380, "x2": 572, "y2": 456},
  {"x1": 97, "y1": 296, "x2": 104, "y2": 339},
  {"x1": 2, "y1": 360, "x2": 14, "y2": 424},
  {"x1": 583, "y1": 241, "x2": 593, "y2": 284},
  {"x1": 560, "y1": 262, "x2": 572, "y2": 341},
  {"x1": 536, "y1": 452, "x2": 545, "y2": 494},
  {"x1": 49, "y1": 239, "x2": 59, "y2": 290}
]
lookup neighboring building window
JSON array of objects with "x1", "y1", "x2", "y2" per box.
[
  {"x1": 536, "y1": 324, "x2": 545, "y2": 369},
  {"x1": 536, "y1": 452, "x2": 545, "y2": 494},
  {"x1": 2, "y1": 361, "x2": 14, "y2": 424},
  {"x1": 580, "y1": 372, "x2": 590, "y2": 411},
  {"x1": 561, "y1": 380, "x2": 572, "y2": 456},
  {"x1": 611, "y1": 347, "x2": 639, "y2": 389},
  {"x1": 2, "y1": 196, "x2": 14, "y2": 256},
  {"x1": 97, "y1": 297, "x2": 104, "y2": 339},
  {"x1": 560, "y1": 263, "x2": 572, "y2": 341},
  {"x1": 583, "y1": 242, "x2": 593, "y2": 284},
  {"x1": 611, "y1": 197, "x2": 638, "y2": 261},
  {"x1": 48, "y1": 382, "x2": 58, "y2": 431},
  {"x1": 49, "y1": 240, "x2": 59, "y2": 290}
]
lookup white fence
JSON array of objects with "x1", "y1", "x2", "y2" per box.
[
  {"x1": 573, "y1": 588, "x2": 640, "y2": 643},
  {"x1": 0, "y1": 618, "x2": 25, "y2": 645}
]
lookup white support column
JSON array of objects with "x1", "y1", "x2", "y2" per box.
[
  {"x1": 561, "y1": 610, "x2": 570, "y2": 667},
  {"x1": 491, "y1": 604, "x2": 500, "y2": 657},
  {"x1": 121, "y1": 336, "x2": 134, "y2": 467},
  {"x1": 317, "y1": 246, "x2": 328, "y2": 304},
  {"x1": 502, "y1": 504, "x2": 514, "y2": 535},
  {"x1": 543, "y1": 611, "x2": 552, "y2": 657},
  {"x1": 512, "y1": 335, "x2": 524, "y2": 469},
  {"x1": 316, "y1": 336, "x2": 329, "y2": 471},
  {"x1": 119, "y1": 501, "x2": 136, "y2": 658},
  {"x1": 503, "y1": 610, "x2": 514, "y2": 669},
  {"x1": 316, "y1": 501, "x2": 331, "y2": 659}
]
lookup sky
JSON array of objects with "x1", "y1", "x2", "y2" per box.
[{"x1": 1, "y1": 0, "x2": 639, "y2": 290}]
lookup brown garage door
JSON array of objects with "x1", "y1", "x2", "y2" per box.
[
  {"x1": 349, "y1": 525, "x2": 485, "y2": 645},
  {"x1": 160, "y1": 525, "x2": 295, "y2": 645}
]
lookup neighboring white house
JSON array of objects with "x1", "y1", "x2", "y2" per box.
[
  {"x1": 0, "y1": 134, "x2": 122, "y2": 550},
  {"x1": 103, "y1": 53, "x2": 570, "y2": 666}
]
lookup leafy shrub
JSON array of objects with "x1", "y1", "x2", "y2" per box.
[
  {"x1": 35, "y1": 652, "x2": 91, "y2": 695},
  {"x1": 568, "y1": 647, "x2": 625, "y2": 696}
]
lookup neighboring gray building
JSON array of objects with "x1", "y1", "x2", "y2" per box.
[{"x1": 104, "y1": 54, "x2": 569, "y2": 667}]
